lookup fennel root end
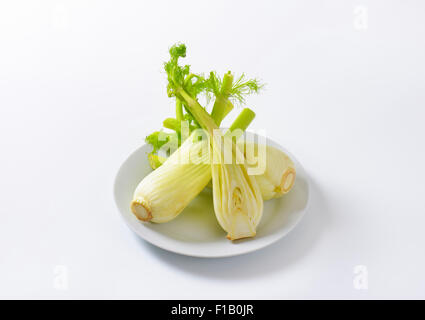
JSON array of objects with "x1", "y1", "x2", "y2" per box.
[
  {"x1": 226, "y1": 232, "x2": 257, "y2": 241},
  {"x1": 131, "y1": 198, "x2": 152, "y2": 222},
  {"x1": 275, "y1": 168, "x2": 296, "y2": 195}
]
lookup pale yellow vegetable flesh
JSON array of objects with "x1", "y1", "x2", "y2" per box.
[
  {"x1": 241, "y1": 142, "x2": 296, "y2": 200},
  {"x1": 131, "y1": 132, "x2": 211, "y2": 223},
  {"x1": 210, "y1": 134, "x2": 263, "y2": 240},
  {"x1": 131, "y1": 137, "x2": 296, "y2": 232}
]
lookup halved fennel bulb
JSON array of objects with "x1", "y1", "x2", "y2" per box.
[
  {"x1": 211, "y1": 134, "x2": 263, "y2": 240},
  {"x1": 131, "y1": 132, "x2": 211, "y2": 223},
  {"x1": 171, "y1": 90, "x2": 264, "y2": 240},
  {"x1": 240, "y1": 142, "x2": 296, "y2": 200}
]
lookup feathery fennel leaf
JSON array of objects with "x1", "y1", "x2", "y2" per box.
[{"x1": 229, "y1": 74, "x2": 264, "y2": 105}]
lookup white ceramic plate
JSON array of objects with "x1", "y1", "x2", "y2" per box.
[{"x1": 114, "y1": 134, "x2": 310, "y2": 258}]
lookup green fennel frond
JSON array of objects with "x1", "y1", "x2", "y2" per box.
[
  {"x1": 204, "y1": 71, "x2": 264, "y2": 105},
  {"x1": 229, "y1": 74, "x2": 264, "y2": 105},
  {"x1": 164, "y1": 43, "x2": 209, "y2": 100},
  {"x1": 164, "y1": 43, "x2": 211, "y2": 130},
  {"x1": 184, "y1": 73, "x2": 209, "y2": 99},
  {"x1": 164, "y1": 43, "x2": 189, "y2": 97},
  {"x1": 145, "y1": 131, "x2": 170, "y2": 154},
  {"x1": 207, "y1": 71, "x2": 222, "y2": 96},
  {"x1": 169, "y1": 43, "x2": 187, "y2": 59}
]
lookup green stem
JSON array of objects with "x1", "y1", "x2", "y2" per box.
[
  {"x1": 175, "y1": 86, "x2": 255, "y2": 149},
  {"x1": 175, "y1": 99, "x2": 183, "y2": 122},
  {"x1": 163, "y1": 118, "x2": 180, "y2": 133},
  {"x1": 211, "y1": 96, "x2": 229, "y2": 125},
  {"x1": 228, "y1": 108, "x2": 255, "y2": 133},
  {"x1": 183, "y1": 73, "x2": 196, "y2": 87},
  {"x1": 221, "y1": 72, "x2": 233, "y2": 94},
  {"x1": 211, "y1": 72, "x2": 234, "y2": 125},
  {"x1": 222, "y1": 100, "x2": 234, "y2": 120},
  {"x1": 176, "y1": 87, "x2": 218, "y2": 134},
  {"x1": 153, "y1": 108, "x2": 254, "y2": 170}
]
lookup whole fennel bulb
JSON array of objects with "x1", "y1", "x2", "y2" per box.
[
  {"x1": 240, "y1": 142, "x2": 296, "y2": 200},
  {"x1": 131, "y1": 131, "x2": 210, "y2": 223}
]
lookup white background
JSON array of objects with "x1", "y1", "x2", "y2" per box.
[{"x1": 1, "y1": 0, "x2": 424, "y2": 299}]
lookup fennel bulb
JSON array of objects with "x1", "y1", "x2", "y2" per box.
[
  {"x1": 211, "y1": 134, "x2": 263, "y2": 240},
  {"x1": 241, "y1": 142, "x2": 296, "y2": 200},
  {"x1": 131, "y1": 132, "x2": 210, "y2": 223}
]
